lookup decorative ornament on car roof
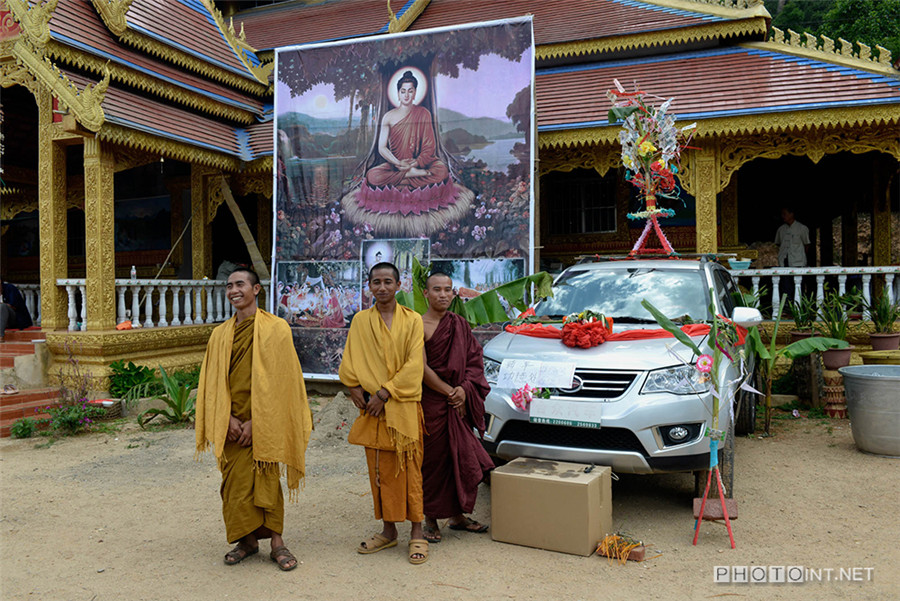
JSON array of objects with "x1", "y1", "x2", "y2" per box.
[{"x1": 607, "y1": 80, "x2": 696, "y2": 257}]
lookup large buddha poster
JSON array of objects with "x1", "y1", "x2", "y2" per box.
[{"x1": 273, "y1": 17, "x2": 534, "y2": 378}]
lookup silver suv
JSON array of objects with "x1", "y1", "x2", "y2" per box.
[{"x1": 481, "y1": 257, "x2": 761, "y2": 492}]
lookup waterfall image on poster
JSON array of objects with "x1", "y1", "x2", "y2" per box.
[{"x1": 274, "y1": 18, "x2": 534, "y2": 377}]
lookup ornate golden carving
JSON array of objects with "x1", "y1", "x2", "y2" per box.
[
  {"x1": 11, "y1": 37, "x2": 109, "y2": 131},
  {"x1": 96, "y1": 123, "x2": 240, "y2": 171},
  {"x1": 200, "y1": 0, "x2": 273, "y2": 85},
  {"x1": 693, "y1": 146, "x2": 718, "y2": 253},
  {"x1": 720, "y1": 174, "x2": 738, "y2": 247},
  {"x1": 0, "y1": 188, "x2": 37, "y2": 220},
  {"x1": 537, "y1": 18, "x2": 767, "y2": 60},
  {"x1": 83, "y1": 136, "x2": 118, "y2": 330},
  {"x1": 537, "y1": 142, "x2": 621, "y2": 177},
  {"x1": 191, "y1": 164, "x2": 214, "y2": 278},
  {"x1": 233, "y1": 171, "x2": 273, "y2": 199},
  {"x1": 764, "y1": 28, "x2": 894, "y2": 75},
  {"x1": 387, "y1": 0, "x2": 430, "y2": 33},
  {"x1": 4, "y1": 0, "x2": 57, "y2": 46},
  {"x1": 208, "y1": 174, "x2": 225, "y2": 223},
  {"x1": 43, "y1": 40, "x2": 258, "y2": 123},
  {"x1": 36, "y1": 87, "x2": 69, "y2": 331},
  {"x1": 90, "y1": 0, "x2": 133, "y2": 37},
  {"x1": 111, "y1": 145, "x2": 158, "y2": 173},
  {"x1": 0, "y1": 54, "x2": 40, "y2": 97}
]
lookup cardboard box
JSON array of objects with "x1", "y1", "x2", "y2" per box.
[{"x1": 491, "y1": 457, "x2": 612, "y2": 556}]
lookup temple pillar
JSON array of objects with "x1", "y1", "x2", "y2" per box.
[
  {"x1": 191, "y1": 164, "x2": 213, "y2": 278},
  {"x1": 83, "y1": 136, "x2": 117, "y2": 330},
  {"x1": 257, "y1": 192, "x2": 272, "y2": 272},
  {"x1": 693, "y1": 145, "x2": 719, "y2": 253},
  {"x1": 872, "y1": 154, "x2": 894, "y2": 267},
  {"x1": 36, "y1": 89, "x2": 69, "y2": 331},
  {"x1": 720, "y1": 173, "x2": 738, "y2": 247}
]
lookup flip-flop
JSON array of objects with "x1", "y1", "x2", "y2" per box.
[
  {"x1": 270, "y1": 545, "x2": 298, "y2": 571},
  {"x1": 2, "y1": 384, "x2": 18, "y2": 395},
  {"x1": 423, "y1": 522, "x2": 442, "y2": 543},
  {"x1": 408, "y1": 539, "x2": 429, "y2": 565},
  {"x1": 448, "y1": 517, "x2": 489, "y2": 533},
  {"x1": 224, "y1": 543, "x2": 259, "y2": 565},
  {"x1": 357, "y1": 533, "x2": 398, "y2": 554}
]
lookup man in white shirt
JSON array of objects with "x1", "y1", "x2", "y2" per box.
[{"x1": 775, "y1": 207, "x2": 810, "y2": 301}]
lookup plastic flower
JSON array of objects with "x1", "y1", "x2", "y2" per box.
[
  {"x1": 696, "y1": 354, "x2": 713, "y2": 373},
  {"x1": 638, "y1": 140, "x2": 657, "y2": 155}
]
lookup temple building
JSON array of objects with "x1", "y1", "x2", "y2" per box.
[{"x1": 1, "y1": 0, "x2": 898, "y2": 389}]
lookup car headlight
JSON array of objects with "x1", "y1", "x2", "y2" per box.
[
  {"x1": 641, "y1": 364, "x2": 711, "y2": 395},
  {"x1": 484, "y1": 357, "x2": 501, "y2": 384}
]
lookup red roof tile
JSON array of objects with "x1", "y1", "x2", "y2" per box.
[
  {"x1": 246, "y1": 120, "x2": 274, "y2": 158},
  {"x1": 536, "y1": 47, "x2": 900, "y2": 131},
  {"x1": 47, "y1": 1, "x2": 264, "y2": 114},
  {"x1": 234, "y1": 0, "x2": 398, "y2": 51},
  {"x1": 408, "y1": 0, "x2": 725, "y2": 46},
  {"x1": 125, "y1": 0, "x2": 255, "y2": 79},
  {"x1": 63, "y1": 70, "x2": 240, "y2": 157}
]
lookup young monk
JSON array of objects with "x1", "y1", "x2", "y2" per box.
[
  {"x1": 195, "y1": 267, "x2": 312, "y2": 571},
  {"x1": 339, "y1": 262, "x2": 428, "y2": 564},
  {"x1": 420, "y1": 272, "x2": 494, "y2": 543}
]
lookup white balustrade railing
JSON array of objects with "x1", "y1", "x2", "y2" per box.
[
  {"x1": 730, "y1": 266, "x2": 899, "y2": 319},
  {"x1": 9, "y1": 284, "x2": 42, "y2": 326},
  {"x1": 56, "y1": 279, "x2": 269, "y2": 331}
]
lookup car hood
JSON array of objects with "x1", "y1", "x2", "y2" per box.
[{"x1": 484, "y1": 328, "x2": 710, "y2": 371}]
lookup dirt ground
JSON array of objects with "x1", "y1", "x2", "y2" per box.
[{"x1": 1, "y1": 394, "x2": 897, "y2": 601}]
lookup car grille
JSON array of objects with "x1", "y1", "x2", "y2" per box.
[
  {"x1": 497, "y1": 421, "x2": 647, "y2": 456},
  {"x1": 556, "y1": 369, "x2": 639, "y2": 400}
]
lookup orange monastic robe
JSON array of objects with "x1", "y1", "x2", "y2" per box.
[{"x1": 339, "y1": 304, "x2": 425, "y2": 522}]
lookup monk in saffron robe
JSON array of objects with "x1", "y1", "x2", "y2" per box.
[
  {"x1": 364, "y1": 70, "x2": 449, "y2": 190},
  {"x1": 196, "y1": 268, "x2": 312, "y2": 571},
  {"x1": 339, "y1": 262, "x2": 429, "y2": 564},
  {"x1": 420, "y1": 273, "x2": 494, "y2": 543}
]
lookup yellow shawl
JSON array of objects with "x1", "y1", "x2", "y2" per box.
[
  {"x1": 339, "y1": 303, "x2": 424, "y2": 467},
  {"x1": 195, "y1": 309, "x2": 312, "y2": 498}
]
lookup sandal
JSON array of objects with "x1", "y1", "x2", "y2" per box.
[
  {"x1": 2, "y1": 384, "x2": 18, "y2": 395},
  {"x1": 224, "y1": 542, "x2": 258, "y2": 565},
  {"x1": 270, "y1": 545, "x2": 298, "y2": 571},
  {"x1": 357, "y1": 533, "x2": 397, "y2": 554},
  {"x1": 408, "y1": 539, "x2": 429, "y2": 565},
  {"x1": 423, "y1": 522, "x2": 442, "y2": 543},
  {"x1": 448, "y1": 517, "x2": 489, "y2": 533}
]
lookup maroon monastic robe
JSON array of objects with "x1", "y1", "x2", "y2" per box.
[
  {"x1": 365, "y1": 104, "x2": 449, "y2": 189},
  {"x1": 422, "y1": 311, "x2": 494, "y2": 518}
]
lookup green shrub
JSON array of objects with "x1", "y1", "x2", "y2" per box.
[
  {"x1": 109, "y1": 360, "x2": 157, "y2": 399},
  {"x1": 10, "y1": 417, "x2": 37, "y2": 439},
  {"x1": 42, "y1": 401, "x2": 106, "y2": 436},
  {"x1": 137, "y1": 366, "x2": 196, "y2": 428}
]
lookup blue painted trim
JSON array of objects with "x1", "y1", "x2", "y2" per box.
[
  {"x1": 610, "y1": 0, "x2": 722, "y2": 22},
  {"x1": 176, "y1": 0, "x2": 262, "y2": 67},
  {"x1": 538, "y1": 97, "x2": 900, "y2": 131},
  {"x1": 49, "y1": 33, "x2": 263, "y2": 114},
  {"x1": 105, "y1": 115, "x2": 238, "y2": 156},
  {"x1": 128, "y1": 22, "x2": 255, "y2": 79},
  {"x1": 235, "y1": 128, "x2": 253, "y2": 161},
  {"x1": 539, "y1": 46, "x2": 900, "y2": 87},
  {"x1": 376, "y1": 0, "x2": 418, "y2": 33}
]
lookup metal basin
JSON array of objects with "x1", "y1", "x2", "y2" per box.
[{"x1": 839, "y1": 365, "x2": 900, "y2": 457}]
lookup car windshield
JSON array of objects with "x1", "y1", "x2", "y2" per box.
[{"x1": 535, "y1": 267, "x2": 709, "y2": 323}]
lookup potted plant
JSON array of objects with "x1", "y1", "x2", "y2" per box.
[
  {"x1": 865, "y1": 288, "x2": 900, "y2": 351},
  {"x1": 816, "y1": 288, "x2": 861, "y2": 369},
  {"x1": 787, "y1": 292, "x2": 818, "y2": 342}
]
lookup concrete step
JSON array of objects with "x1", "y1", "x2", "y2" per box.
[{"x1": 0, "y1": 387, "x2": 59, "y2": 438}]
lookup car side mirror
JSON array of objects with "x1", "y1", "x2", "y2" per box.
[{"x1": 731, "y1": 306, "x2": 762, "y2": 328}]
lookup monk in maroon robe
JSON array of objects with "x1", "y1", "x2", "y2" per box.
[{"x1": 421, "y1": 273, "x2": 494, "y2": 542}]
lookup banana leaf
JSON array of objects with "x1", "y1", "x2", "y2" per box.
[
  {"x1": 641, "y1": 298, "x2": 703, "y2": 356},
  {"x1": 608, "y1": 106, "x2": 641, "y2": 123},
  {"x1": 395, "y1": 257, "x2": 553, "y2": 327}
]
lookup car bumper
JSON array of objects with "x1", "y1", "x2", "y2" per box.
[{"x1": 482, "y1": 387, "x2": 725, "y2": 474}]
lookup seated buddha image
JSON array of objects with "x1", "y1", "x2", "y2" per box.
[{"x1": 342, "y1": 67, "x2": 473, "y2": 237}]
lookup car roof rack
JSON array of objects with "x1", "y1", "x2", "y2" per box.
[{"x1": 575, "y1": 253, "x2": 738, "y2": 264}]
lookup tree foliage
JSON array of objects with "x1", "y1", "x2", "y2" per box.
[{"x1": 765, "y1": 0, "x2": 900, "y2": 58}]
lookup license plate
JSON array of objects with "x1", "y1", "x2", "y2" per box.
[{"x1": 529, "y1": 398, "x2": 602, "y2": 429}]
